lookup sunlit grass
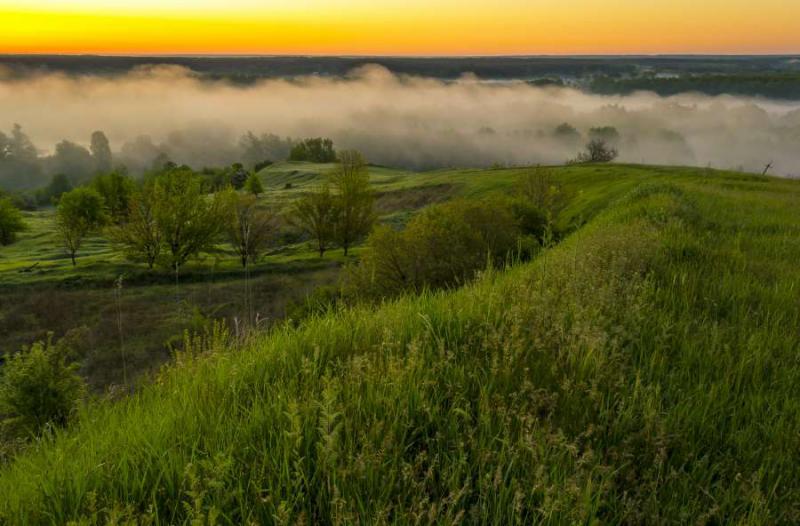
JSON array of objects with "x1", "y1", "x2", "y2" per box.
[{"x1": 1, "y1": 164, "x2": 799, "y2": 523}]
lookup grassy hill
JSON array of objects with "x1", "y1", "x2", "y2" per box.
[{"x1": 1, "y1": 164, "x2": 800, "y2": 523}]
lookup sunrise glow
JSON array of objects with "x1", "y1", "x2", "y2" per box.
[{"x1": 1, "y1": 0, "x2": 799, "y2": 55}]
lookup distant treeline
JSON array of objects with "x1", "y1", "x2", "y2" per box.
[
  {"x1": 1, "y1": 54, "x2": 797, "y2": 84},
  {"x1": 591, "y1": 73, "x2": 800, "y2": 100},
  {"x1": 0, "y1": 124, "x2": 343, "y2": 193}
]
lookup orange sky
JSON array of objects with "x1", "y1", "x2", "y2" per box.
[{"x1": 1, "y1": 1, "x2": 799, "y2": 55}]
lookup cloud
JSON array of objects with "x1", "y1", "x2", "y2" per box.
[{"x1": 1, "y1": 64, "x2": 799, "y2": 175}]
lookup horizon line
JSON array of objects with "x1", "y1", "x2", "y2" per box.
[{"x1": 2, "y1": 53, "x2": 800, "y2": 59}]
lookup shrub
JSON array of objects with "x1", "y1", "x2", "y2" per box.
[
  {"x1": 0, "y1": 196, "x2": 27, "y2": 246},
  {"x1": 509, "y1": 200, "x2": 548, "y2": 240},
  {"x1": 348, "y1": 198, "x2": 521, "y2": 299},
  {"x1": 0, "y1": 336, "x2": 86, "y2": 436},
  {"x1": 515, "y1": 166, "x2": 571, "y2": 223}
]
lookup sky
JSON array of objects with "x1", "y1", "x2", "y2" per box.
[{"x1": 1, "y1": 0, "x2": 799, "y2": 56}]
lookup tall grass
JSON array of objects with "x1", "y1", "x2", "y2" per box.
[{"x1": 1, "y1": 169, "x2": 799, "y2": 524}]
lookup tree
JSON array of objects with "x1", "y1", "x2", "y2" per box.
[
  {"x1": 36, "y1": 173, "x2": 73, "y2": 205},
  {"x1": 238, "y1": 131, "x2": 292, "y2": 168},
  {"x1": 151, "y1": 168, "x2": 226, "y2": 273},
  {"x1": 573, "y1": 140, "x2": 619, "y2": 163},
  {"x1": 8, "y1": 123, "x2": 38, "y2": 161},
  {"x1": 290, "y1": 184, "x2": 338, "y2": 258},
  {"x1": 244, "y1": 172, "x2": 264, "y2": 197},
  {"x1": 0, "y1": 196, "x2": 27, "y2": 245},
  {"x1": 55, "y1": 187, "x2": 107, "y2": 265},
  {"x1": 0, "y1": 335, "x2": 86, "y2": 436},
  {"x1": 107, "y1": 183, "x2": 162, "y2": 269},
  {"x1": 48, "y1": 141, "x2": 95, "y2": 183},
  {"x1": 92, "y1": 171, "x2": 134, "y2": 222},
  {"x1": 90, "y1": 131, "x2": 113, "y2": 174},
  {"x1": 229, "y1": 163, "x2": 249, "y2": 190},
  {"x1": 0, "y1": 124, "x2": 44, "y2": 191},
  {"x1": 223, "y1": 192, "x2": 275, "y2": 268},
  {"x1": 289, "y1": 138, "x2": 336, "y2": 163},
  {"x1": 588, "y1": 126, "x2": 621, "y2": 145},
  {"x1": 553, "y1": 123, "x2": 582, "y2": 146},
  {"x1": 329, "y1": 150, "x2": 375, "y2": 256}
]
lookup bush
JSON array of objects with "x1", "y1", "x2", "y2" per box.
[
  {"x1": 0, "y1": 336, "x2": 86, "y2": 436},
  {"x1": 515, "y1": 167, "x2": 571, "y2": 223},
  {"x1": 509, "y1": 200, "x2": 548, "y2": 240},
  {"x1": 348, "y1": 198, "x2": 522, "y2": 299},
  {"x1": 0, "y1": 196, "x2": 27, "y2": 246}
]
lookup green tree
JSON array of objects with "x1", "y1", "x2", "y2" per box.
[
  {"x1": 553, "y1": 122, "x2": 582, "y2": 146},
  {"x1": 49, "y1": 140, "x2": 95, "y2": 183},
  {"x1": 0, "y1": 124, "x2": 45, "y2": 191},
  {"x1": 244, "y1": 172, "x2": 264, "y2": 197},
  {"x1": 0, "y1": 335, "x2": 86, "y2": 436},
  {"x1": 0, "y1": 196, "x2": 27, "y2": 246},
  {"x1": 222, "y1": 191, "x2": 276, "y2": 268},
  {"x1": 90, "y1": 130, "x2": 113, "y2": 174},
  {"x1": 36, "y1": 174, "x2": 73, "y2": 205},
  {"x1": 55, "y1": 187, "x2": 107, "y2": 266},
  {"x1": 92, "y1": 171, "x2": 134, "y2": 222},
  {"x1": 151, "y1": 168, "x2": 226, "y2": 273},
  {"x1": 329, "y1": 150, "x2": 375, "y2": 256},
  {"x1": 290, "y1": 183, "x2": 338, "y2": 258},
  {"x1": 238, "y1": 131, "x2": 291, "y2": 168},
  {"x1": 107, "y1": 182, "x2": 162, "y2": 269},
  {"x1": 289, "y1": 138, "x2": 336, "y2": 163}
]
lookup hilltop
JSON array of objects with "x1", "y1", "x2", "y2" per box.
[{"x1": 1, "y1": 164, "x2": 799, "y2": 523}]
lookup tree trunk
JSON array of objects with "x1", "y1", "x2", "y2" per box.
[{"x1": 71, "y1": 253, "x2": 76, "y2": 266}]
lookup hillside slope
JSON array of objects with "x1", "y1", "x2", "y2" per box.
[{"x1": 1, "y1": 167, "x2": 799, "y2": 524}]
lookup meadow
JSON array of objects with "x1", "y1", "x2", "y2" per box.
[{"x1": 0, "y1": 162, "x2": 798, "y2": 523}]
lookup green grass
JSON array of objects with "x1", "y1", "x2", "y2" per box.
[{"x1": 1, "y1": 164, "x2": 799, "y2": 523}]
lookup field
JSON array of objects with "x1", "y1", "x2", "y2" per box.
[
  {"x1": 0, "y1": 162, "x2": 798, "y2": 523},
  {"x1": 0, "y1": 160, "x2": 618, "y2": 388}
]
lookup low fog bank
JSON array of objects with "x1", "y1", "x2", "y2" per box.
[{"x1": 2, "y1": 64, "x2": 800, "y2": 183}]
